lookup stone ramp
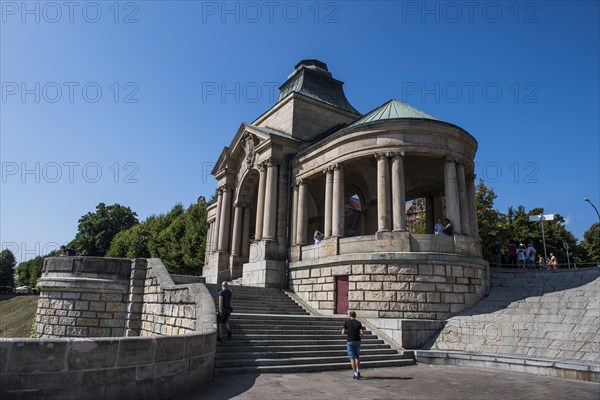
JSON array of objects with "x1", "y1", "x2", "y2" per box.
[
  {"x1": 205, "y1": 284, "x2": 415, "y2": 374},
  {"x1": 419, "y1": 268, "x2": 600, "y2": 381}
]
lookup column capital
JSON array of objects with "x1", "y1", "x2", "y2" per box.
[
  {"x1": 256, "y1": 161, "x2": 267, "y2": 172},
  {"x1": 332, "y1": 162, "x2": 345, "y2": 171},
  {"x1": 391, "y1": 151, "x2": 405, "y2": 159},
  {"x1": 265, "y1": 158, "x2": 281, "y2": 167},
  {"x1": 322, "y1": 165, "x2": 334, "y2": 174},
  {"x1": 295, "y1": 177, "x2": 307, "y2": 186},
  {"x1": 444, "y1": 156, "x2": 459, "y2": 164},
  {"x1": 374, "y1": 152, "x2": 388, "y2": 161}
]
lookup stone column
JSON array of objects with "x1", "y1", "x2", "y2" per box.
[
  {"x1": 262, "y1": 159, "x2": 279, "y2": 240},
  {"x1": 391, "y1": 153, "x2": 406, "y2": 231},
  {"x1": 323, "y1": 166, "x2": 334, "y2": 238},
  {"x1": 291, "y1": 183, "x2": 299, "y2": 245},
  {"x1": 426, "y1": 196, "x2": 434, "y2": 234},
  {"x1": 217, "y1": 185, "x2": 232, "y2": 251},
  {"x1": 456, "y1": 163, "x2": 470, "y2": 236},
  {"x1": 241, "y1": 206, "x2": 251, "y2": 257},
  {"x1": 213, "y1": 189, "x2": 223, "y2": 250},
  {"x1": 444, "y1": 159, "x2": 462, "y2": 235},
  {"x1": 230, "y1": 203, "x2": 243, "y2": 256},
  {"x1": 332, "y1": 163, "x2": 345, "y2": 237},
  {"x1": 466, "y1": 174, "x2": 479, "y2": 237},
  {"x1": 376, "y1": 153, "x2": 391, "y2": 232},
  {"x1": 296, "y1": 179, "x2": 308, "y2": 245},
  {"x1": 204, "y1": 221, "x2": 212, "y2": 264},
  {"x1": 254, "y1": 163, "x2": 266, "y2": 241}
]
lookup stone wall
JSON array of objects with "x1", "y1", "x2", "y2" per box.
[
  {"x1": 140, "y1": 259, "x2": 215, "y2": 336},
  {"x1": 426, "y1": 268, "x2": 600, "y2": 363},
  {"x1": 1, "y1": 257, "x2": 217, "y2": 399},
  {"x1": 0, "y1": 334, "x2": 215, "y2": 399},
  {"x1": 35, "y1": 257, "x2": 132, "y2": 338},
  {"x1": 289, "y1": 253, "x2": 489, "y2": 320}
]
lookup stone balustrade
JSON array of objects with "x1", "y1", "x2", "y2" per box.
[{"x1": 298, "y1": 232, "x2": 482, "y2": 262}]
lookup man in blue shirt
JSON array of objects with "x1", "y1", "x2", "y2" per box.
[{"x1": 217, "y1": 281, "x2": 233, "y2": 341}]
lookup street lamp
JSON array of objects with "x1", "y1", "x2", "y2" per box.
[{"x1": 583, "y1": 198, "x2": 600, "y2": 222}]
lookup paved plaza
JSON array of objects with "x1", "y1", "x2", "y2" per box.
[{"x1": 179, "y1": 364, "x2": 599, "y2": 400}]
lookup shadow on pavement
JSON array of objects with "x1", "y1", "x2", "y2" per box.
[
  {"x1": 361, "y1": 376, "x2": 414, "y2": 381},
  {"x1": 183, "y1": 373, "x2": 260, "y2": 400}
]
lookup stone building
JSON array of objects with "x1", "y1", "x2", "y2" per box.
[{"x1": 204, "y1": 59, "x2": 488, "y2": 322}]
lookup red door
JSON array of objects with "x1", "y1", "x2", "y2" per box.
[{"x1": 335, "y1": 276, "x2": 349, "y2": 314}]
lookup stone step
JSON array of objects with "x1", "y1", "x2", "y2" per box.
[
  {"x1": 207, "y1": 283, "x2": 414, "y2": 375},
  {"x1": 230, "y1": 314, "x2": 346, "y2": 322},
  {"x1": 215, "y1": 343, "x2": 398, "y2": 353},
  {"x1": 215, "y1": 347, "x2": 401, "y2": 360},
  {"x1": 228, "y1": 327, "x2": 356, "y2": 334},
  {"x1": 217, "y1": 338, "x2": 386, "y2": 347},
  {"x1": 229, "y1": 306, "x2": 307, "y2": 312},
  {"x1": 229, "y1": 311, "x2": 309, "y2": 316},
  {"x1": 222, "y1": 333, "x2": 379, "y2": 341},
  {"x1": 205, "y1": 284, "x2": 287, "y2": 294},
  {"x1": 214, "y1": 358, "x2": 416, "y2": 375},
  {"x1": 215, "y1": 353, "x2": 409, "y2": 368}
]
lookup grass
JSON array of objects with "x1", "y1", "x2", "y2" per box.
[{"x1": 0, "y1": 294, "x2": 39, "y2": 338}]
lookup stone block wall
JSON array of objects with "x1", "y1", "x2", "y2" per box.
[
  {"x1": 289, "y1": 254, "x2": 489, "y2": 320},
  {"x1": 35, "y1": 257, "x2": 132, "y2": 338},
  {"x1": 140, "y1": 259, "x2": 215, "y2": 336},
  {"x1": 427, "y1": 268, "x2": 600, "y2": 363},
  {"x1": 0, "y1": 334, "x2": 215, "y2": 399}
]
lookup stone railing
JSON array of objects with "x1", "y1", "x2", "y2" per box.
[
  {"x1": 298, "y1": 232, "x2": 481, "y2": 262},
  {"x1": 1, "y1": 257, "x2": 216, "y2": 400}
]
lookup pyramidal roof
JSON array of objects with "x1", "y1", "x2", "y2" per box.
[
  {"x1": 277, "y1": 59, "x2": 360, "y2": 115},
  {"x1": 347, "y1": 99, "x2": 438, "y2": 129}
]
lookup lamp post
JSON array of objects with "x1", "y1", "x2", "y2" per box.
[{"x1": 583, "y1": 198, "x2": 600, "y2": 222}]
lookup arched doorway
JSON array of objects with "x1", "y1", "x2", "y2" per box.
[{"x1": 231, "y1": 169, "x2": 259, "y2": 279}]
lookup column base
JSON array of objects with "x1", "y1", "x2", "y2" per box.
[
  {"x1": 202, "y1": 252, "x2": 231, "y2": 284},
  {"x1": 229, "y1": 255, "x2": 247, "y2": 281},
  {"x1": 242, "y1": 259, "x2": 287, "y2": 288}
]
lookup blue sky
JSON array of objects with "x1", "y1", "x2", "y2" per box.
[{"x1": 1, "y1": 1, "x2": 599, "y2": 262}]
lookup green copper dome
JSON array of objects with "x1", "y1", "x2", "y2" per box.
[{"x1": 347, "y1": 99, "x2": 438, "y2": 129}]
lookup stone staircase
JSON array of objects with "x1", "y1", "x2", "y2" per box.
[{"x1": 205, "y1": 283, "x2": 415, "y2": 375}]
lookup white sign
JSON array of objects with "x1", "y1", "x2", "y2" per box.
[{"x1": 528, "y1": 214, "x2": 555, "y2": 222}]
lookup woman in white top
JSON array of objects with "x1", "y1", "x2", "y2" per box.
[{"x1": 517, "y1": 243, "x2": 527, "y2": 269}]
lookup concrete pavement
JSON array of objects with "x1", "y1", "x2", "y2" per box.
[{"x1": 178, "y1": 364, "x2": 599, "y2": 400}]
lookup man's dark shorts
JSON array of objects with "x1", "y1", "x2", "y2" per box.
[{"x1": 218, "y1": 309, "x2": 232, "y2": 323}]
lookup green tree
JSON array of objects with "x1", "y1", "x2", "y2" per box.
[
  {"x1": 408, "y1": 211, "x2": 427, "y2": 234},
  {"x1": 507, "y1": 207, "x2": 582, "y2": 267},
  {"x1": 475, "y1": 180, "x2": 509, "y2": 263},
  {"x1": 106, "y1": 201, "x2": 208, "y2": 275},
  {"x1": 106, "y1": 224, "x2": 151, "y2": 259},
  {"x1": 181, "y1": 201, "x2": 208, "y2": 271},
  {"x1": 581, "y1": 222, "x2": 600, "y2": 264},
  {"x1": 0, "y1": 249, "x2": 17, "y2": 293},
  {"x1": 72, "y1": 203, "x2": 138, "y2": 256}
]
